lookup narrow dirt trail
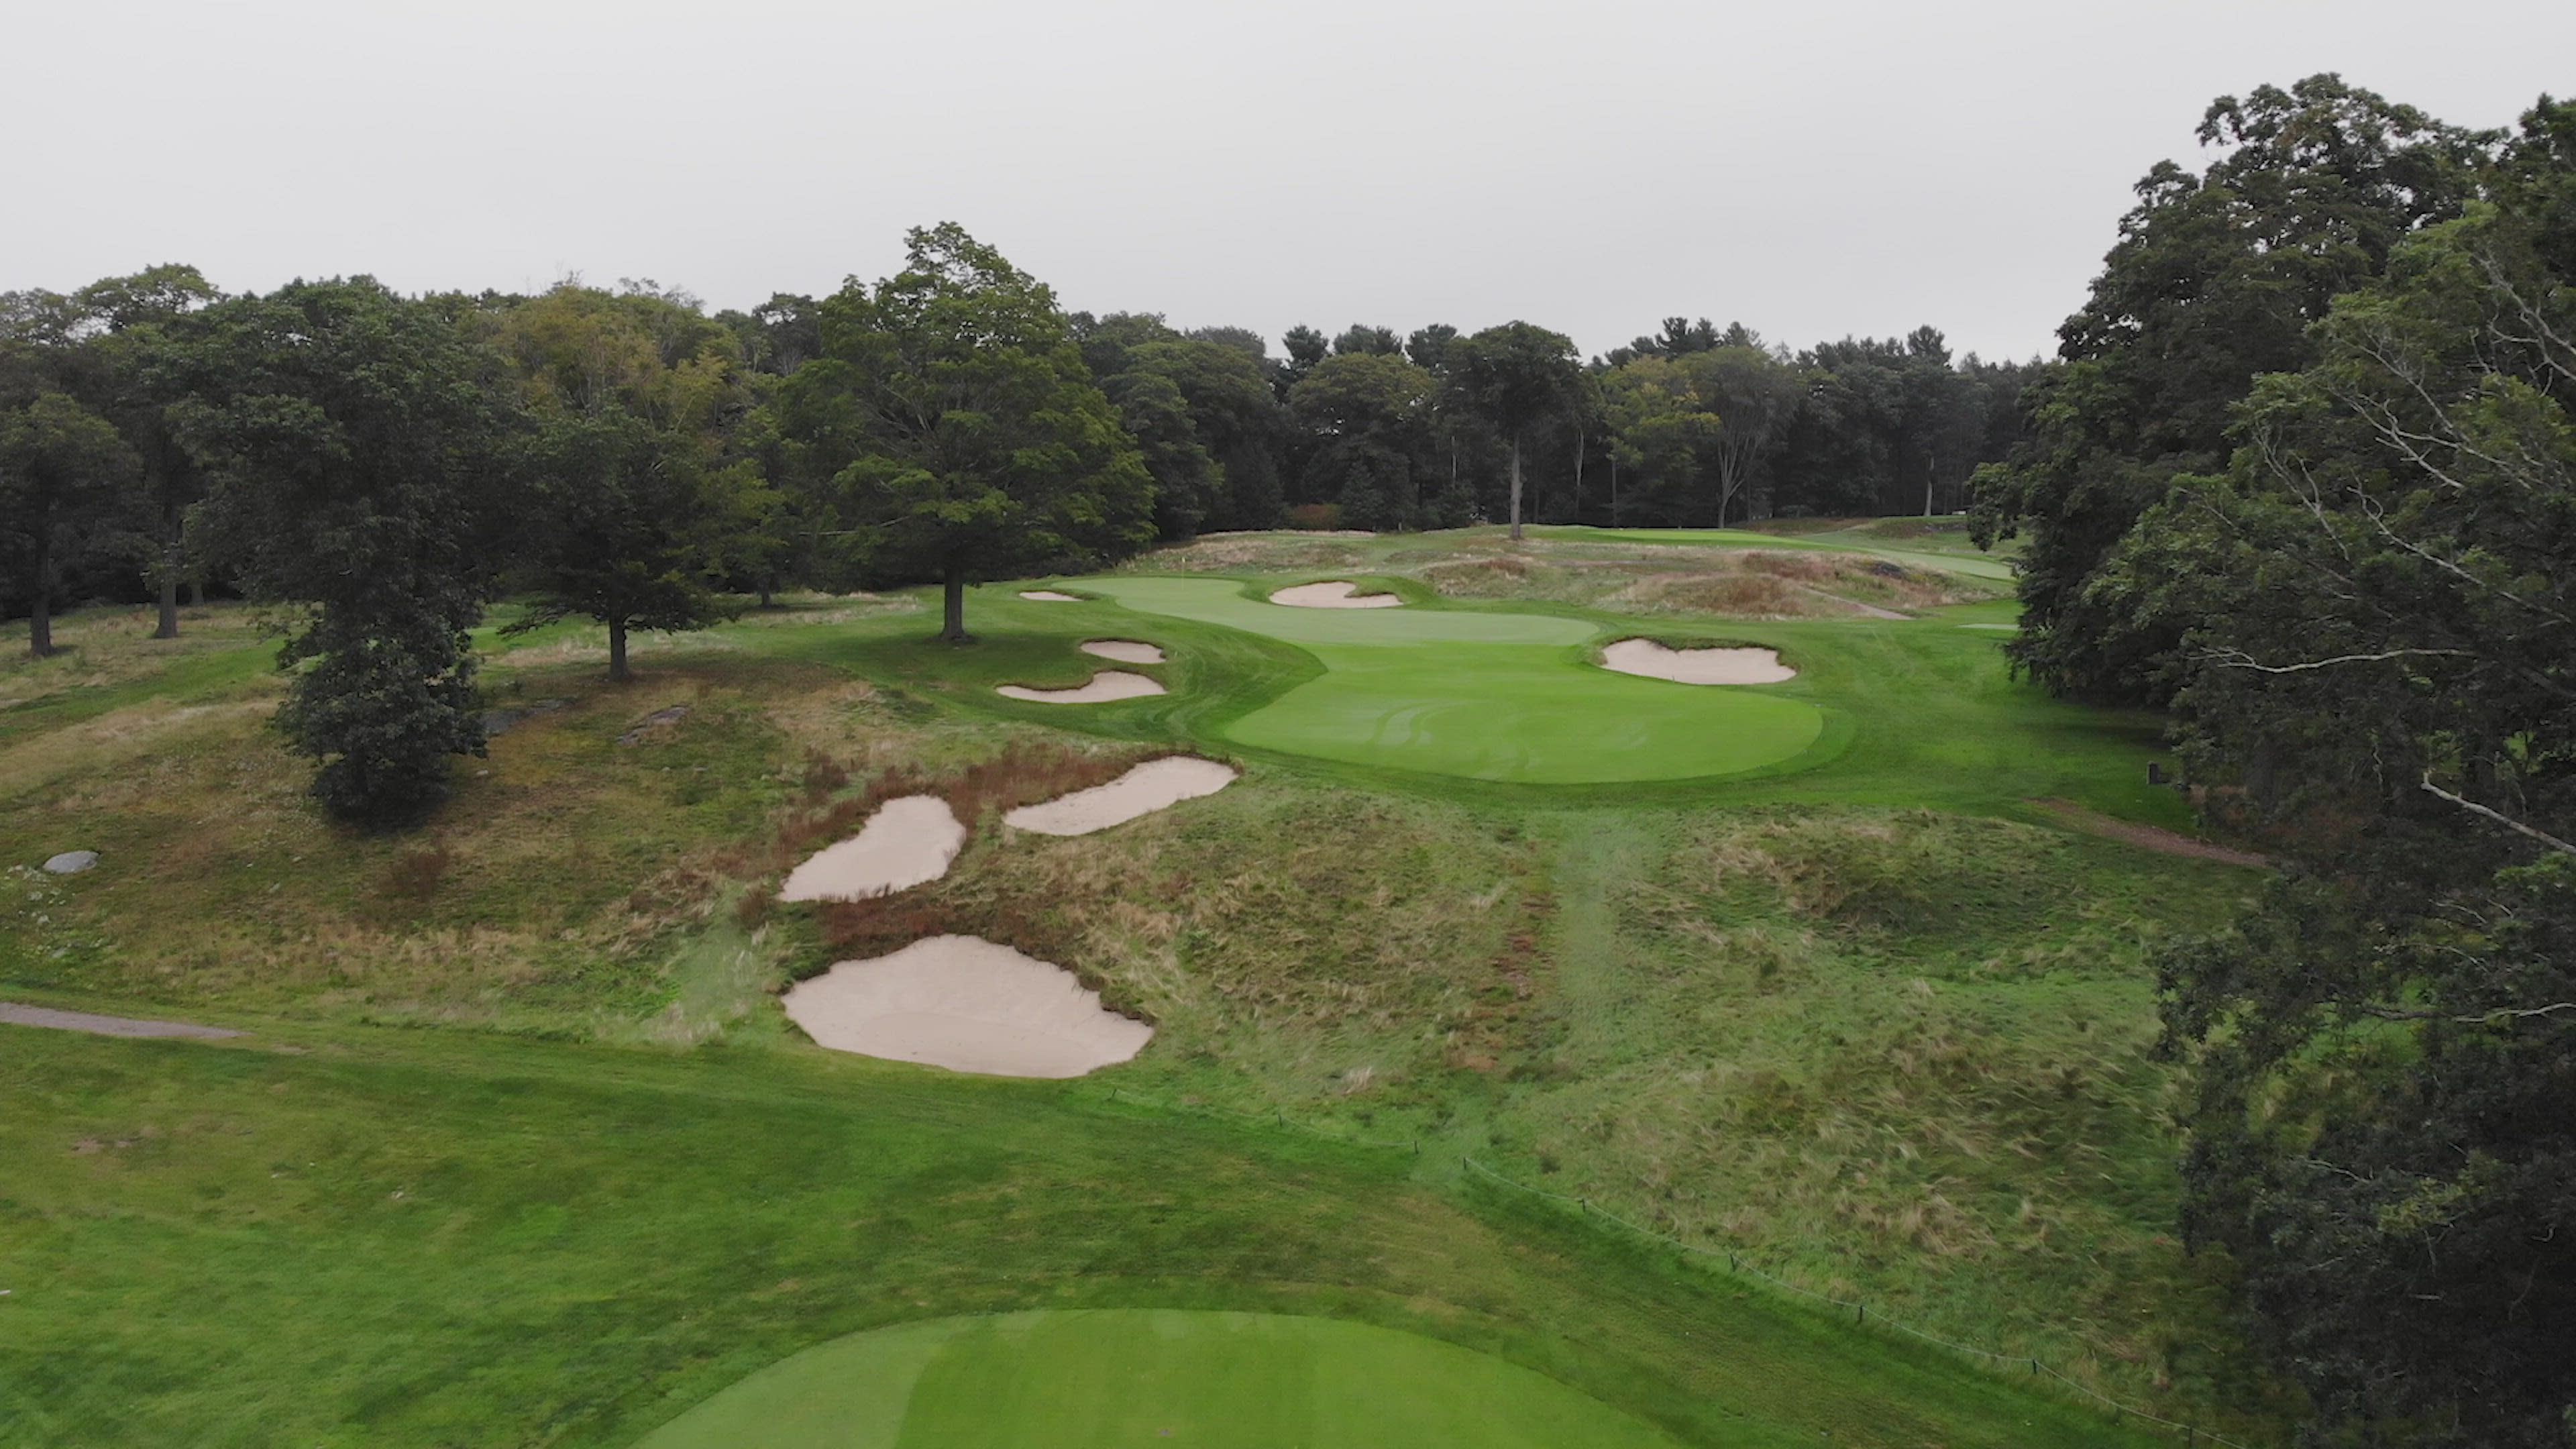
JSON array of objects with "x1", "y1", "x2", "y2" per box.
[{"x1": 0, "y1": 1002, "x2": 241, "y2": 1039}]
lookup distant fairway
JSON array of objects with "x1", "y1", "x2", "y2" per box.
[
  {"x1": 1570, "y1": 527, "x2": 2020, "y2": 582},
  {"x1": 638, "y1": 1309, "x2": 1684, "y2": 1448},
  {"x1": 1084, "y1": 576, "x2": 1827, "y2": 784}
]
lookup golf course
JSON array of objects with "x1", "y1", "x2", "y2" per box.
[{"x1": 0, "y1": 525, "x2": 2279, "y2": 1448}]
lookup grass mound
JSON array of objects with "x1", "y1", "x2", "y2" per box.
[{"x1": 638, "y1": 1309, "x2": 1683, "y2": 1448}]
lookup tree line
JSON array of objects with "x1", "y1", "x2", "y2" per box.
[
  {"x1": 1973, "y1": 75, "x2": 2576, "y2": 1446},
  {"x1": 3, "y1": 227, "x2": 2029, "y2": 819}
]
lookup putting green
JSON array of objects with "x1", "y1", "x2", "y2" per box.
[
  {"x1": 1083, "y1": 576, "x2": 1827, "y2": 784},
  {"x1": 637, "y1": 1309, "x2": 1685, "y2": 1448}
]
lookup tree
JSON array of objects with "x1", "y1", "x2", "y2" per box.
[
  {"x1": 78, "y1": 264, "x2": 221, "y2": 639},
  {"x1": 1404, "y1": 323, "x2": 1458, "y2": 373},
  {"x1": 2147, "y1": 97, "x2": 2576, "y2": 1446},
  {"x1": 1972, "y1": 74, "x2": 2496, "y2": 704},
  {"x1": 1289, "y1": 352, "x2": 1436, "y2": 529},
  {"x1": 1678, "y1": 345, "x2": 1801, "y2": 527},
  {"x1": 173, "y1": 278, "x2": 515, "y2": 824},
  {"x1": 773, "y1": 223, "x2": 1152, "y2": 643},
  {"x1": 1446, "y1": 322, "x2": 1581, "y2": 540},
  {"x1": 1601, "y1": 356, "x2": 1721, "y2": 525},
  {"x1": 1273, "y1": 323, "x2": 1330, "y2": 400},
  {"x1": 491, "y1": 284, "x2": 749, "y2": 682},
  {"x1": 0, "y1": 392, "x2": 138, "y2": 657},
  {"x1": 1331, "y1": 323, "x2": 1402, "y2": 356}
]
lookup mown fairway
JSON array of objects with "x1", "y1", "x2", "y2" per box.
[
  {"x1": 639, "y1": 1310, "x2": 1686, "y2": 1448},
  {"x1": 0, "y1": 528, "x2": 2277, "y2": 1446}
]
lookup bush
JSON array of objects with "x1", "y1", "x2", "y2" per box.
[{"x1": 1284, "y1": 503, "x2": 1344, "y2": 531}]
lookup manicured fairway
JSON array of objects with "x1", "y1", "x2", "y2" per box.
[
  {"x1": 639, "y1": 1310, "x2": 1686, "y2": 1448},
  {"x1": 1081, "y1": 576, "x2": 1827, "y2": 784}
]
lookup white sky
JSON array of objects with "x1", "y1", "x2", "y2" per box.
[{"x1": 5, "y1": 1, "x2": 2569, "y2": 363}]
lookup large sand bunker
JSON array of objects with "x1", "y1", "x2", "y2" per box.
[
  {"x1": 782, "y1": 935, "x2": 1152, "y2": 1077},
  {"x1": 1270, "y1": 580, "x2": 1402, "y2": 609},
  {"x1": 1020, "y1": 590, "x2": 1083, "y2": 602},
  {"x1": 1077, "y1": 639, "x2": 1165, "y2": 665},
  {"x1": 1599, "y1": 638, "x2": 1796, "y2": 685},
  {"x1": 779, "y1": 795, "x2": 967, "y2": 902},
  {"x1": 997, "y1": 671, "x2": 1165, "y2": 704},
  {"x1": 1004, "y1": 756, "x2": 1238, "y2": 836}
]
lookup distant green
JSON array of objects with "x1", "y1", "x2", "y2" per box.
[
  {"x1": 1083, "y1": 576, "x2": 1826, "y2": 784},
  {"x1": 639, "y1": 1309, "x2": 1684, "y2": 1449}
]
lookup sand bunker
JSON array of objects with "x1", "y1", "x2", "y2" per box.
[
  {"x1": 1078, "y1": 639, "x2": 1166, "y2": 665},
  {"x1": 782, "y1": 934, "x2": 1152, "y2": 1077},
  {"x1": 1599, "y1": 638, "x2": 1797, "y2": 685},
  {"x1": 997, "y1": 671, "x2": 1165, "y2": 704},
  {"x1": 1004, "y1": 756, "x2": 1238, "y2": 836},
  {"x1": 780, "y1": 795, "x2": 967, "y2": 902},
  {"x1": 1020, "y1": 590, "x2": 1083, "y2": 602},
  {"x1": 1269, "y1": 581, "x2": 1402, "y2": 609}
]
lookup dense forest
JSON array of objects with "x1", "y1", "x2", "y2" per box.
[{"x1": 6, "y1": 70, "x2": 2576, "y2": 1446}]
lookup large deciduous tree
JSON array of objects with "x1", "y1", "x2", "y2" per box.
[
  {"x1": 2146, "y1": 98, "x2": 2576, "y2": 1447},
  {"x1": 0, "y1": 392, "x2": 139, "y2": 657},
  {"x1": 1446, "y1": 321, "x2": 1581, "y2": 540},
  {"x1": 1679, "y1": 345, "x2": 1801, "y2": 527},
  {"x1": 1971, "y1": 74, "x2": 2494, "y2": 704},
  {"x1": 774, "y1": 224, "x2": 1152, "y2": 643},
  {"x1": 78, "y1": 264, "x2": 222, "y2": 639},
  {"x1": 491, "y1": 283, "x2": 751, "y2": 682},
  {"x1": 174, "y1": 278, "x2": 514, "y2": 824}
]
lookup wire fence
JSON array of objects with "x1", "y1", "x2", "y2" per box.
[{"x1": 1087, "y1": 1083, "x2": 2267, "y2": 1449}]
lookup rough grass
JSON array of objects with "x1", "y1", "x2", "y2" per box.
[{"x1": 0, "y1": 541, "x2": 2277, "y2": 1443}]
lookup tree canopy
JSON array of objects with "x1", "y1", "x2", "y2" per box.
[{"x1": 773, "y1": 223, "x2": 1152, "y2": 641}]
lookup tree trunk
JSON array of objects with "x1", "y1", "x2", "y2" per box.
[
  {"x1": 608, "y1": 617, "x2": 631, "y2": 683},
  {"x1": 27, "y1": 502, "x2": 55, "y2": 659},
  {"x1": 1610, "y1": 455, "x2": 1620, "y2": 528},
  {"x1": 188, "y1": 576, "x2": 205, "y2": 608},
  {"x1": 1572, "y1": 431, "x2": 1586, "y2": 524},
  {"x1": 154, "y1": 499, "x2": 182, "y2": 639},
  {"x1": 1507, "y1": 435, "x2": 1524, "y2": 542},
  {"x1": 940, "y1": 569, "x2": 971, "y2": 643},
  {"x1": 757, "y1": 578, "x2": 774, "y2": 609}
]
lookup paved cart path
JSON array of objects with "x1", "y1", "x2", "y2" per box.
[{"x1": 0, "y1": 1002, "x2": 242, "y2": 1040}]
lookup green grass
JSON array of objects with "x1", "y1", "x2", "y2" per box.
[
  {"x1": 1564, "y1": 527, "x2": 2020, "y2": 582},
  {"x1": 1075, "y1": 576, "x2": 1826, "y2": 784},
  {"x1": 0, "y1": 1023, "x2": 2171, "y2": 1449},
  {"x1": 0, "y1": 529, "x2": 2286, "y2": 1444},
  {"x1": 637, "y1": 1309, "x2": 1687, "y2": 1448}
]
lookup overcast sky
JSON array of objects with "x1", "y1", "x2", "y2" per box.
[{"x1": 6, "y1": 1, "x2": 2571, "y2": 362}]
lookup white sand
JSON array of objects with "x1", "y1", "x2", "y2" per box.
[
  {"x1": 997, "y1": 671, "x2": 1166, "y2": 704},
  {"x1": 1004, "y1": 757, "x2": 1239, "y2": 836},
  {"x1": 1269, "y1": 581, "x2": 1402, "y2": 609},
  {"x1": 779, "y1": 795, "x2": 967, "y2": 902},
  {"x1": 1599, "y1": 638, "x2": 1798, "y2": 685},
  {"x1": 1020, "y1": 590, "x2": 1083, "y2": 602},
  {"x1": 1078, "y1": 639, "x2": 1166, "y2": 665},
  {"x1": 782, "y1": 935, "x2": 1152, "y2": 1077}
]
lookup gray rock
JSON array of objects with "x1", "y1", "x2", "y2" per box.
[
  {"x1": 616, "y1": 705, "x2": 691, "y2": 746},
  {"x1": 42, "y1": 851, "x2": 98, "y2": 875}
]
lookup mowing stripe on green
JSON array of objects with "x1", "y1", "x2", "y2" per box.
[
  {"x1": 1080, "y1": 576, "x2": 1827, "y2": 785},
  {"x1": 636, "y1": 1309, "x2": 1687, "y2": 1448}
]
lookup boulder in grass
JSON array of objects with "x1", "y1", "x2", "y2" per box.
[{"x1": 42, "y1": 851, "x2": 99, "y2": 875}]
